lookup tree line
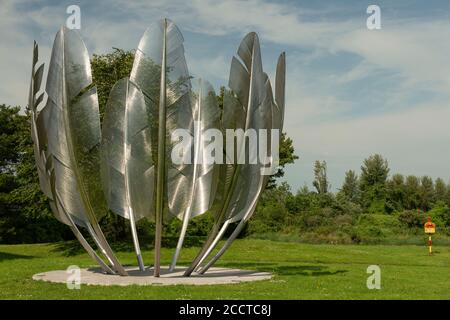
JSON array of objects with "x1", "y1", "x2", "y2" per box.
[
  {"x1": 246, "y1": 154, "x2": 450, "y2": 244},
  {"x1": 315, "y1": 155, "x2": 450, "y2": 213}
]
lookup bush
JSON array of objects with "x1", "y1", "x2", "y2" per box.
[
  {"x1": 398, "y1": 210, "x2": 424, "y2": 228},
  {"x1": 428, "y1": 202, "x2": 450, "y2": 228}
]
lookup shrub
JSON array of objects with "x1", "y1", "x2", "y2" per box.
[{"x1": 398, "y1": 210, "x2": 424, "y2": 228}]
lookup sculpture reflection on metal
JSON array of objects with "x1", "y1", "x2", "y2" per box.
[{"x1": 29, "y1": 18, "x2": 285, "y2": 277}]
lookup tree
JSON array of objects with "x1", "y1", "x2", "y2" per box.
[
  {"x1": 313, "y1": 160, "x2": 329, "y2": 194},
  {"x1": 91, "y1": 48, "x2": 135, "y2": 120},
  {"x1": 386, "y1": 173, "x2": 405, "y2": 211},
  {"x1": 444, "y1": 183, "x2": 450, "y2": 210},
  {"x1": 339, "y1": 170, "x2": 359, "y2": 203},
  {"x1": 0, "y1": 105, "x2": 25, "y2": 171},
  {"x1": 434, "y1": 178, "x2": 446, "y2": 203},
  {"x1": 419, "y1": 176, "x2": 434, "y2": 211},
  {"x1": 0, "y1": 105, "x2": 70, "y2": 243},
  {"x1": 360, "y1": 154, "x2": 389, "y2": 189},
  {"x1": 404, "y1": 175, "x2": 420, "y2": 210},
  {"x1": 360, "y1": 154, "x2": 389, "y2": 211}
]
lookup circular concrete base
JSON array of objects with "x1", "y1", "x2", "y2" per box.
[{"x1": 32, "y1": 266, "x2": 272, "y2": 286}]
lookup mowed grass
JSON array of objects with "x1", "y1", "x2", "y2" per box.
[{"x1": 0, "y1": 239, "x2": 449, "y2": 299}]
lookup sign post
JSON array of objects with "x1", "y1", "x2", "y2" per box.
[{"x1": 424, "y1": 216, "x2": 436, "y2": 256}]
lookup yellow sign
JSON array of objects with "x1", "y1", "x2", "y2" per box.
[{"x1": 424, "y1": 218, "x2": 436, "y2": 234}]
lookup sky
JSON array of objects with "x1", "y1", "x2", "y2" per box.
[{"x1": 1, "y1": 0, "x2": 450, "y2": 191}]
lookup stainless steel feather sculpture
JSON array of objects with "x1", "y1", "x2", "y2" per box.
[
  {"x1": 169, "y1": 78, "x2": 221, "y2": 271},
  {"x1": 129, "y1": 19, "x2": 197, "y2": 276},
  {"x1": 100, "y1": 78, "x2": 154, "y2": 271},
  {"x1": 184, "y1": 33, "x2": 286, "y2": 276},
  {"x1": 31, "y1": 27, "x2": 127, "y2": 276},
  {"x1": 30, "y1": 19, "x2": 285, "y2": 278},
  {"x1": 196, "y1": 51, "x2": 286, "y2": 274}
]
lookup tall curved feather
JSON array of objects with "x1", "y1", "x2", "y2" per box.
[
  {"x1": 198, "y1": 52, "x2": 286, "y2": 273},
  {"x1": 275, "y1": 52, "x2": 285, "y2": 130},
  {"x1": 29, "y1": 41, "x2": 114, "y2": 274},
  {"x1": 101, "y1": 78, "x2": 155, "y2": 271},
  {"x1": 169, "y1": 78, "x2": 221, "y2": 271},
  {"x1": 197, "y1": 72, "x2": 274, "y2": 273},
  {"x1": 130, "y1": 19, "x2": 193, "y2": 276},
  {"x1": 184, "y1": 32, "x2": 267, "y2": 276},
  {"x1": 29, "y1": 42, "x2": 49, "y2": 199},
  {"x1": 43, "y1": 27, "x2": 126, "y2": 275}
]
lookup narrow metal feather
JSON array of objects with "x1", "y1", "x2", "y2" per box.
[
  {"x1": 198, "y1": 73, "x2": 281, "y2": 274},
  {"x1": 29, "y1": 42, "x2": 51, "y2": 200},
  {"x1": 169, "y1": 78, "x2": 221, "y2": 271},
  {"x1": 275, "y1": 52, "x2": 285, "y2": 130},
  {"x1": 184, "y1": 32, "x2": 267, "y2": 276},
  {"x1": 101, "y1": 78, "x2": 155, "y2": 271},
  {"x1": 130, "y1": 18, "x2": 193, "y2": 276},
  {"x1": 43, "y1": 27, "x2": 127, "y2": 275},
  {"x1": 29, "y1": 41, "x2": 114, "y2": 275},
  {"x1": 198, "y1": 52, "x2": 285, "y2": 273}
]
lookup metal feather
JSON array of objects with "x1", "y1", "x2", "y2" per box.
[
  {"x1": 130, "y1": 18, "x2": 193, "y2": 276},
  {"x1": 198, "y1": 64, "x2": 285, "y2": 273},
  {"x1": 184, "y1": 32, "x2": 268, "y2": 276},
  {"x1": 101, "y1": 78, "x2": 155, "y2": 271},
  {"x1": 42, "y1": 27, "x2": 127, "y2": 275},
  {"x1": 29, "y1": 41, "x2": 114, "y2": 275},
  {"x1": 275, "y1": 52, "x2": 286, "y2": 130},
  {"x1": 29, "y1": 42, "x2": 51, "y2": 200},
  {"x1": 169, "y1": 78, "x2": 221, "y2": 271}
]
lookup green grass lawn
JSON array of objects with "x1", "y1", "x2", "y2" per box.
[{"x1": 0, "y1": 239, "x2": 449, "y2": 299}]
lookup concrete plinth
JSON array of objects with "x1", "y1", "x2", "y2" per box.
[{"x1": 32, "y1": 266, "x2": 272, "y2": 286}]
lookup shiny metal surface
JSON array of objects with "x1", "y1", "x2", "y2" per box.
[
  {"x1": 29, "y1": 41, "x2": 114, "y2": 275},
  {"x1": 130, "y1": 19, "x2": 194, "y2": 276},
  {"x1": 169, "y1": 78, "x2": 221, "y2": 271},
  {"x1": 184, "y1": 32, "x2": 267, "y2": 276},
  {"x1": 38, "y1": 28, "x2": 127, "y2": 275},
  {"x1": 101, "y1": 78, "x2": 154, "y2": 271},
  {"x1": 199, "y1": 52, "x2": 286, "y2": 274}
]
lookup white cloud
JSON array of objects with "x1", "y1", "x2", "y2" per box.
[{"x1": 333, "y1": 22, "x2": 450, "y2": 92}]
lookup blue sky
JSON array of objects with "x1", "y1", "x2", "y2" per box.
[{"x1": 2, "y1": 0, "x2": 450, "y2": 191}]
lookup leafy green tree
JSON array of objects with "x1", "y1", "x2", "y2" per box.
[
  {"x1": 360, "y1": 154, "x2": 389, "y2": 211},
  {"x1": 313, "y1": 160, "x2": 329, "y2": 194},
  {"x1": 273, "y1": 133, "x2": 299, "y2": 184},
  {"x1": 386, "y1": 173, "x2": 405, "y2": 212},
  {"x1": 339, "y1": 170, "x2": 359, "y2": 203},
  {"x1": 91, "y1": 48, "x2": 135, "y2": 120},
  {"x1": 434, "y1": 178, "x2": 447, "y2": 203},
  {"x1": 0, "y1": 105, "x2": 70, "y2": 243},
  {"x1": 404, "y1": 175, "x2": 420, "y2": 210},
  {"x1": 445, "y1": 183, "x2": 450, "y2": 208},
  {"x1": 419, "y1": 176, "x2": 434, "y2": 211},
  {"x1": 360, "y1": 154, "x2": 389, "y2": 188},
  {"x1": 0, "y1": 105, "x2": 25, "y2": 170}
]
